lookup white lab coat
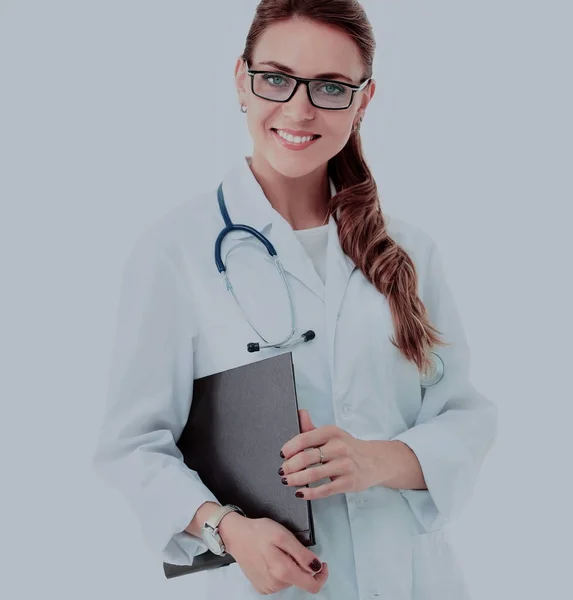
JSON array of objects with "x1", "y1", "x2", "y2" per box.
[{"x1": 92, "y1": 155, "x2": 497, "y2": 599}]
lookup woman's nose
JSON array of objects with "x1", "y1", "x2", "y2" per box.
[{"x1": 284, "y1": 82, "x2": 315, "y2": 117}]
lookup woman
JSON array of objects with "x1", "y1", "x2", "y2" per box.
[{"x1": 93, "y1": 1, "x2": 498, "y2": 598}]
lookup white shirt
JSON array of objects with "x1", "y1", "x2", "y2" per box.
[
  {"x1": 92, "y1": 154, "x2": 498, "y2": 600},
  {"x1": 294, "y1": 224, "x2": 329, "y2": 285}
]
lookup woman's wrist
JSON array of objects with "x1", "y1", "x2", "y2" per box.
[{"x1": 218, "y1": 510, "x2": 248, "y2": 553}]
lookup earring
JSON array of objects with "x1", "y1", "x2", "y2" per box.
[
  {"x1": 353, "y1": 116, "x2": 363, "y2": 133},
  {"x1": 240, "y1": 104, "x2": 247, "y2": 113}
]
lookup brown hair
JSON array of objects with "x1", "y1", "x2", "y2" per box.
[{"x1": 242, "y1": 0, "x2": 446, "y2": 374}]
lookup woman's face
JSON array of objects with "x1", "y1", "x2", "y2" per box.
[{"x1": 235, "y1": 18, "x2": 376, "y2": 179}]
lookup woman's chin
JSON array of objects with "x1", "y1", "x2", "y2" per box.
[
  {"x1": 270, "y1": 157, "x2": 320, "y2": 179},
  {"x1": 267, "y1": 145, "x2": 327, "y2": 177}
]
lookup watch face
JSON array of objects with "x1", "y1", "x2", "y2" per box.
[{"x1": 203, "y1": 528, "x2": 223, "y2": 555}]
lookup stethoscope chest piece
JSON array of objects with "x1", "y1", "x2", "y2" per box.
[{"x1": 420, "y1": 351, "x2": 445, "y2": 387}]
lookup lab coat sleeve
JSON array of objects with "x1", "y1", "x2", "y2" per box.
[
  {"x1": 91, "y1": 231, "x2": 221, "y2": 565},
  {"x1": 390, "y1": 238, "x2": 498, "y2": 531}
]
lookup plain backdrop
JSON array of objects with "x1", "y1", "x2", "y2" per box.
[{"x1": 1, "y1": 1, "x2": 571, "y2": 599}]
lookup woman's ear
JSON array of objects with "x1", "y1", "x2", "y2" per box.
[
  {"x1": 359, "y1": 78, "x2": 376, "y2": 112},
  {"x1": 234, "y1": 56, "x2": 249, "y2": 106}
]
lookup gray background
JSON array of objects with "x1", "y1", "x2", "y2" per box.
[{"x1": 1, "y1": 0, "x2": 571, "y2": 598}]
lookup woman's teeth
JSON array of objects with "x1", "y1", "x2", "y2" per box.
[{"x1": 275, "y1": 129, "x2": 318, "y2": 144}]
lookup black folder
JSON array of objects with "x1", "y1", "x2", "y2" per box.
[{"x1": 163, "y1": 351, "x2": 316, "y2": 579}]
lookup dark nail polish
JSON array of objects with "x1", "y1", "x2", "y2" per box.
[
  {"x1": 309, "y1": 558, "x2": 322, "y2": 572},
  {"x1": 281, "y1": 477, "x2": 288, "y2": 485},
  {"x1": 278, "y1": 467, "x2": 284, "y2": 476},
  {"x1": 295, "y1": 490, "x2": 304, "y2": 498},
  {"x1": 280, "y1": 451, "x2": 285, "y2": 458}
]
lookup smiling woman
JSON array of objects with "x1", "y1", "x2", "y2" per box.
[
  {"x1": 234, "y1": 9, "x2": 445, "y2": 375},
  {"x1": 92, "y1": 1, "x2": 498, "y2": 599}
]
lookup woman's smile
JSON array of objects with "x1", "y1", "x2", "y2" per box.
[{"x1": 271, "y1": 127, "x2": 321, "y2": 150}]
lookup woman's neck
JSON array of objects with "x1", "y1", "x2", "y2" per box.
[{"x1": 247, "y1": 154, "x2": 330, "y2": 230}]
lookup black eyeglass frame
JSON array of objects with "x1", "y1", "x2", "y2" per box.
[{"x1": 244, "y1": 61, "x2": 371, "y2": 111}]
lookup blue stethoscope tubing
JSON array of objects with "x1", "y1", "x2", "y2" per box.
[
  {"x1": 215, "y1": 183, "x2": 315, "y2": 353},
  {"x1": 214, "y1": 182, "x2": 444, "y2": 387}
]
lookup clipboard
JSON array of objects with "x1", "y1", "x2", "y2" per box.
[{"x1": 163, "y1": 351, "x2": 316, "y2": 578}]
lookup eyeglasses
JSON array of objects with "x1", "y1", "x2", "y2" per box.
[{"x1": 245, "y1": 61, "x2": 370, "y2": 110}]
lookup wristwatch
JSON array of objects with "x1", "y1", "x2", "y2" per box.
[{"x1": 201, "y1": 504, "x2": 246, "y2": 556}]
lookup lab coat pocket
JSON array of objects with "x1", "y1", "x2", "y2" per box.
[{"x1": 411, "y1": 529, "x2": 472, "y2": 600}]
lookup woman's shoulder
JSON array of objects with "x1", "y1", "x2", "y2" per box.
[
  {"x1": 127, "y1": 187, "x2": 220, "y2": 268},
  {"x1": 384, "y1": 213, "x2": 457, "y2": 302},
  {"x1": 384, "y1": 211, "x2": 437, "y2": 263}
]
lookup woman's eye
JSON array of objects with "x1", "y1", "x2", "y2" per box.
[
  {"x1": 322, "y1": 83, "x2": 344, "y2": 95},
  {"x1": 263, "y1": 74, "x2": 287, "y2": 86}
]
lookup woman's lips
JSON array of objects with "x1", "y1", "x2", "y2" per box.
[{"x1": 271, "y1": 128, "x2": 321, "y2": 151}]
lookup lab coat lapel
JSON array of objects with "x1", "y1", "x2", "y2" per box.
[
  {"x1": 259, "y1": 217, "x2": 327, "y2": 302},
  {"x1": 219, "y1": 156, "x2": 336, "y2": 303},
  {"x1": 324, "y1": 212, "x2": 357, "y2": 378}
]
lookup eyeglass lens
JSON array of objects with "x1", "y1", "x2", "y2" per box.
[{"x1": 253, "y1": 73, "x2": 353, "y2": 109}]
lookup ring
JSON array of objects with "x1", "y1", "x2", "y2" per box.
[{"x1": 318, "y1": 446, "x2": 324, "y2": 464}]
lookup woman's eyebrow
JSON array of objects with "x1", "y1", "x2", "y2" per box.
[{"x1": 257, "y1": 60, "x2": 354, "y2": 83}]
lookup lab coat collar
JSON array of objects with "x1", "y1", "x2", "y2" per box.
[
  {"x1": 220, "y1": 155, "x2": 338, "y2": 237},
  {"x1": 218, "y1": 156, "x2": 356, "y2": 304},
  {"x1": 219, "y1": 156, "x2": 277, "y2": 236}
]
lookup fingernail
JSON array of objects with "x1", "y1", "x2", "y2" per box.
[
  {"x1": 295, "y1": 491, "x2": 304, "y2": 498},
  {"x1": 281, "y1": 477, "x2": 288, "y2": 485},
  {"x1": 278, "y1": 467, "x2": 284, "y2": 476},
  {"x1": 280, "y1": 451, "x2": 285, "y2": 458},
  {"x1": 309, "y1": 558, "x2": 322, "y2": 572}
]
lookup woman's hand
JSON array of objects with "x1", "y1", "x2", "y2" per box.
[
  {"x1": 220, "y1": 514, "x2": 329, "y2": 596},
  {"x1": 278, "y1": 409, "x2": 379, "y2": 500}
]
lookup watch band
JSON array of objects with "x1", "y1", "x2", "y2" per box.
[
  {"x1": 203, "y1": 504, "x2": 246, "y2": 556},
  {"x1": 205, "y1": 504, "x2": 245, "y2": 529}
]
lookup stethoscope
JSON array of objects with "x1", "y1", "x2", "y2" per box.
[{"x1": 213, "y1": 182, "x2": 444, "y2": 387}]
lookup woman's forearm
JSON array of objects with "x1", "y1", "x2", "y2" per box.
[{"x1": 366, "y1": 440, "x2": 428, "y2": 491}]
